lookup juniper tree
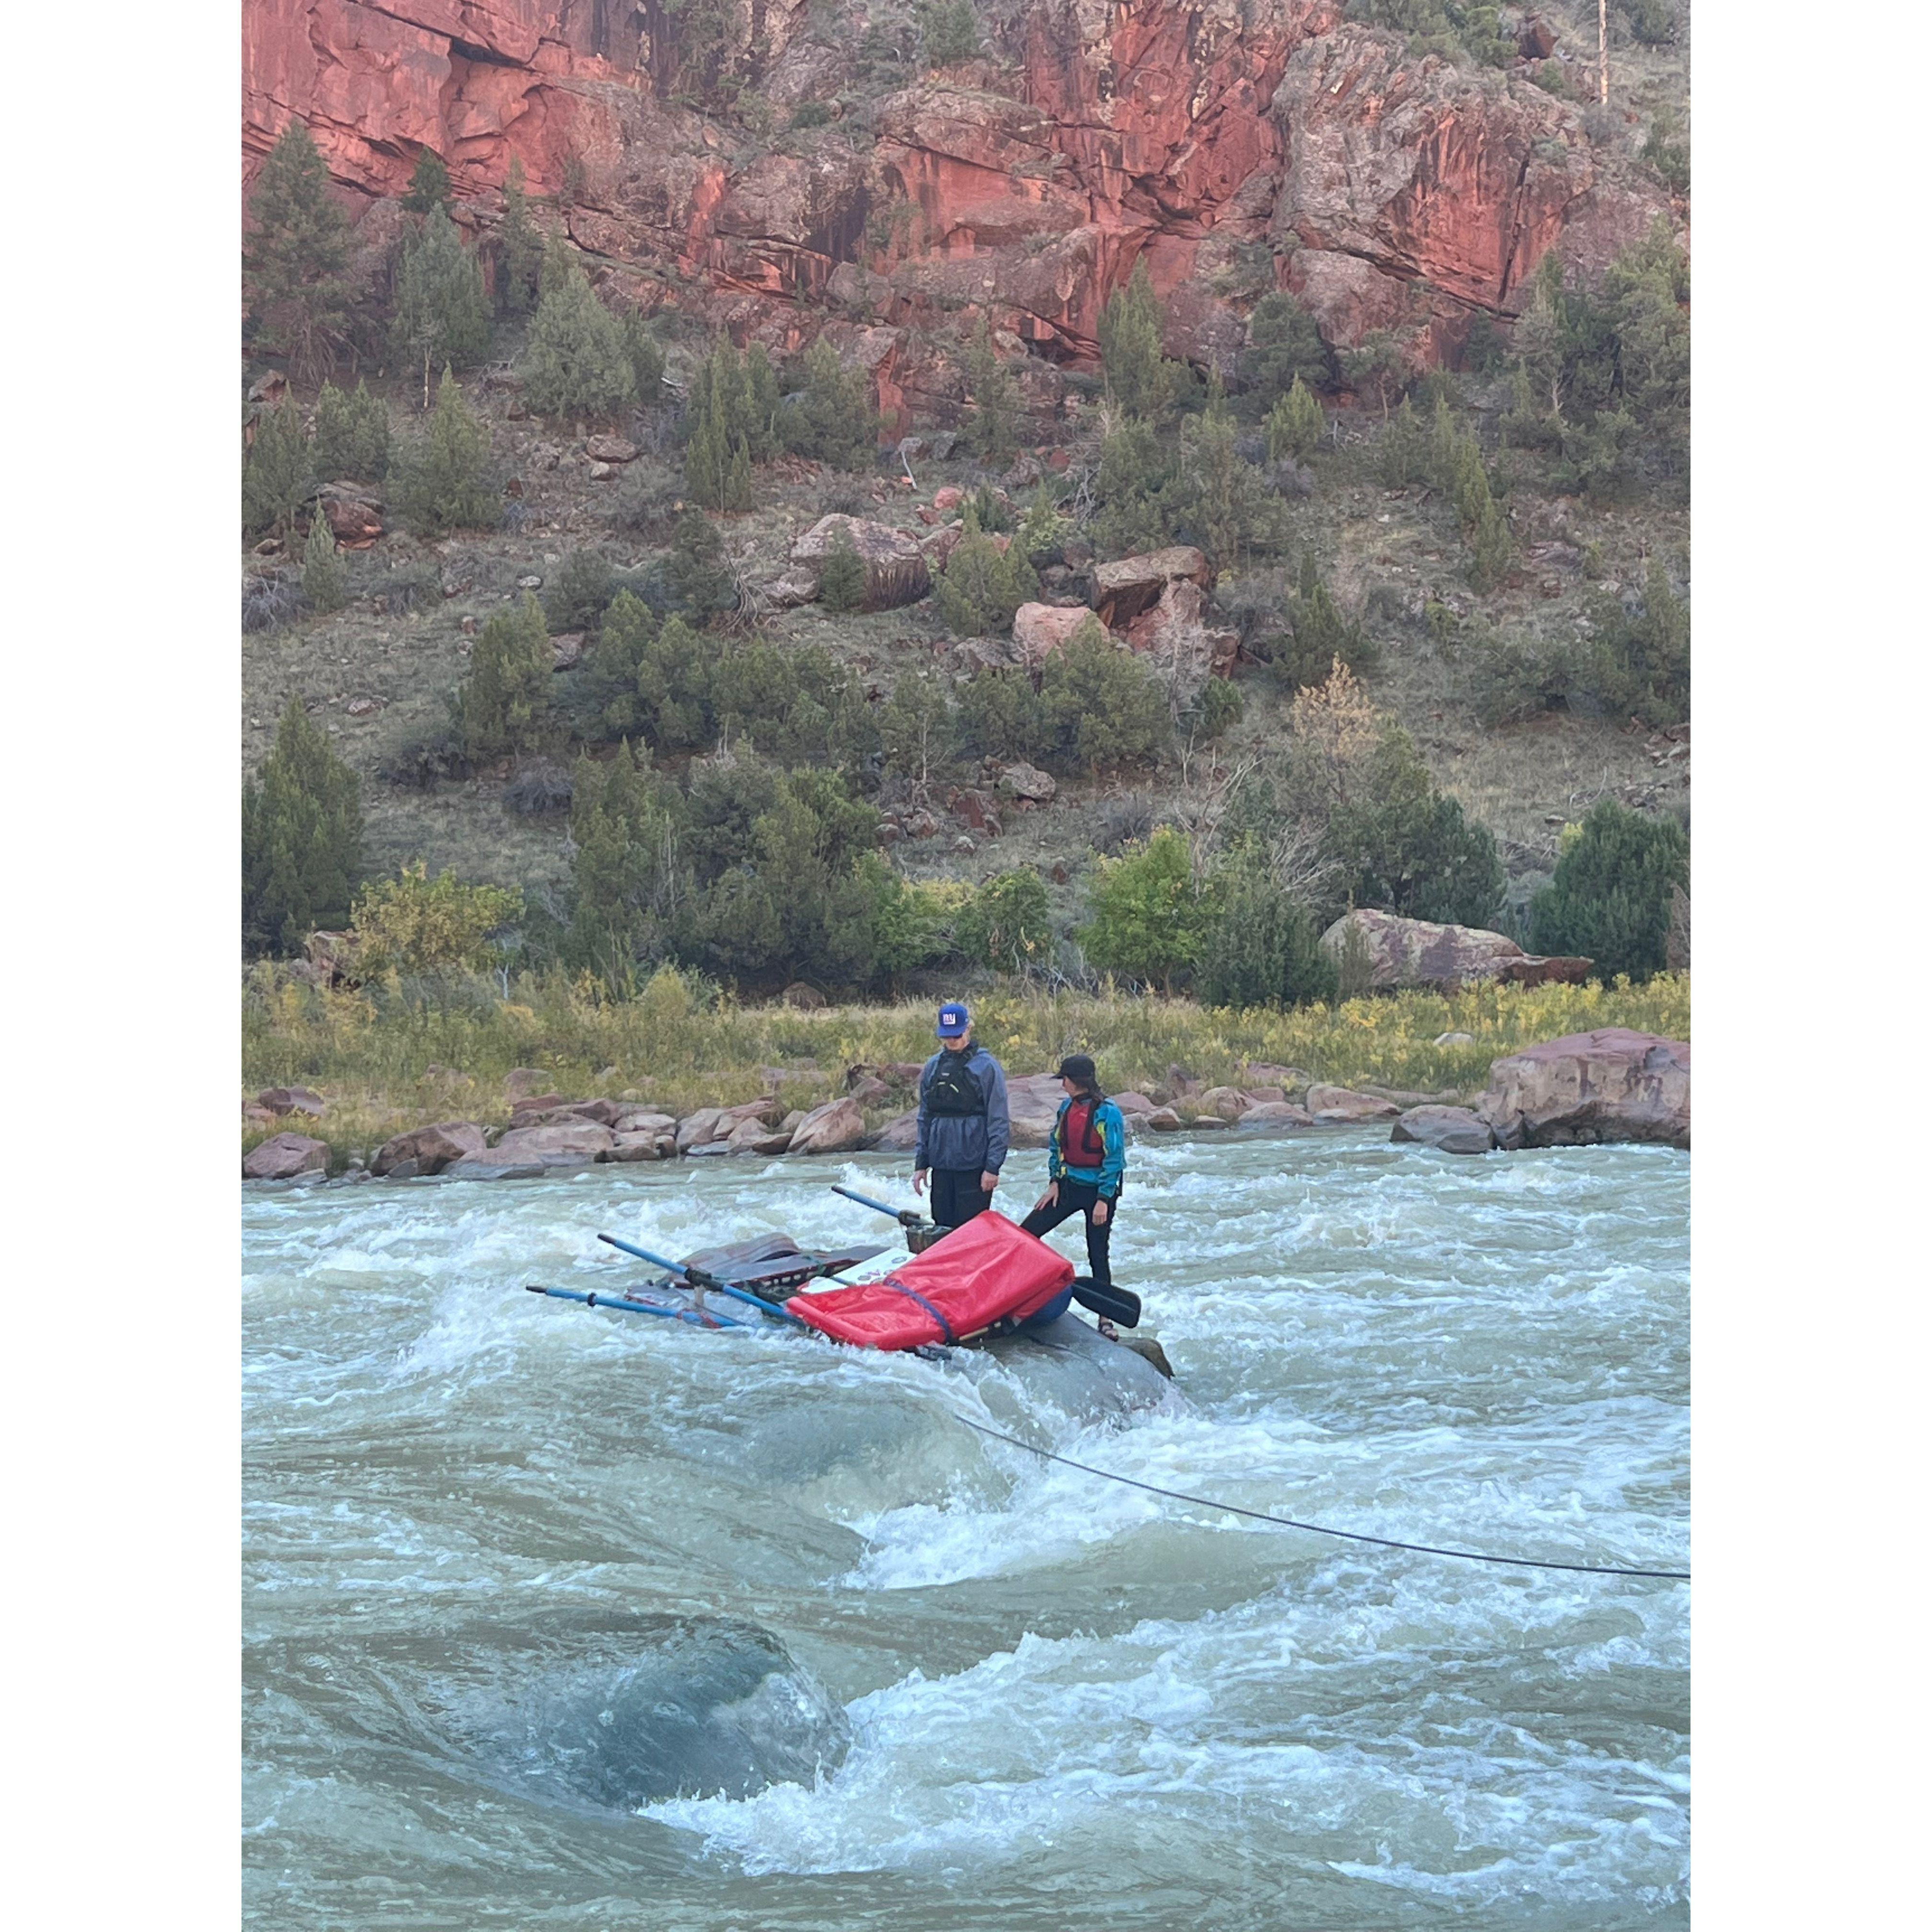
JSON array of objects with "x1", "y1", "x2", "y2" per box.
[
  {"x1": 683, "y1": 351, "x2": 754, "y2": 512},
  {"x1": 818, "y1": 527, "x2": 867, "y2": 612},
  {"x1": 666, "y1": 508, "x2": 737, "y2": 618},
  {"x1": 452, "y1": 592, "x2": 553, "y2": 761},
  {"x1": 519, "y1": 247, "x2": 636, "y2": 425},
  {"x1": 1240, "y1": 291, "x2": 1335, "y2": 405},
  {"x1": 963, "y1": 317, "x2": 1022, "y2": 466},
  {"x1": 622, "y1": 309, "x2": 666, "y2": 407},
  {"x1": 391, "y1": 205, "x2": 493, "y2": 407},
  {"x1": 917, "y1": 0, "x2": 981, "y2": 66},
  {"x1": 402, "y1": 148, "x2": 453, "y2": 215},
  {"x1": 244, "y1": 121, "x2": 355, "y2": 387},
  {"x1": 495, "y1": 157, "x2": 542, "y2": 318},
  {"x1": 301, "y1": 505, "x2": 347, "y2": 615},
  {"x1": 392, "y1": 368, "x2": 498, "y2": 537},
  {"x1": 1530, "y1": 799, "x2": 1689, "y2": 981},
  {"x1": 934, "y1": 511, "x2": 1039, "y2": 636},
  {"x1": 1098, "y1": 258, "x2": 1181, "y2": 420},
  {"x1": 789, "y1": 337, "x2": 876, "y2": 469},
  {"x1": 311, "y1": 379, "x2": 389, "y2": 480},
  {"x1": 242, "y1": 698, "x2": 364, "y2": 956},
  {"x1": 1265, "y1": 375, "x2": 1325, "y2": 460},
  {"x1": 242, "y1": 400, "x2": 317, "y2": 539}
]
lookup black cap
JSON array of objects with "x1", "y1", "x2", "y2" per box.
[{"x1": 1055, "y1": 1054, "x2": 1097, "y2": 1089}]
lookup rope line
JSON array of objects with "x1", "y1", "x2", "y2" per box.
[{"x1": 950, "y1": 1414, "x2": 1690, "y2": 1581}]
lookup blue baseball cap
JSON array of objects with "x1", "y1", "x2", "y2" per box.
[{"x1": 936, "y1": 1002, "x2": 970, "y2": 1038}]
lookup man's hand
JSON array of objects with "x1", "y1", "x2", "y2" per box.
[
  {"x1": 1092, "y1": 1196, "x2": 1110, "y2": 1225},
  {"x1": 981, "y1": 1170, "x2": 1000, "y2": 1195},
  {"x1": 1034, "y1": 1181, "x2": 1059, "y2": 1213},
  {"x1": 912, "y1": 1168, "x2": 928, "y2": 1196}
]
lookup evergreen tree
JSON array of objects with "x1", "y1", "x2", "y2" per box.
[
  {"x1": 1183, "y1": 396, "x2": 1284, "y2": 569},
  {"x1": 1341, "y1": 330, "x2": 1406, "y2": 419},
  {"x1": 1265, "y1": 374, "x2": 1326, "y2": 460},
  {"x1": 1280, "y1": 554, "x2": 1372, "y2": 689},
  {"x1": 683, "y1": 351, "x2": 754, "y2": 511},
  {"x1": 956, "y1": 870, "x2": 1052, "y2": 974},
  {"x1": 391, "y1": 205, "x2": 493, "y2": 407},
  {"x1": 242, "y1": 400, "x2": 317, "y2": 539},
  {"x1": 1090, "y1": 414, "x2": 1183, "y2": 559},
  {"x1": 963, "y1": 318, "x2": 1022, "y2": 466},
  {"x1": 452, "y1": 593, "x2": 553, "y2": 761},
  {"x1": 743, "y1": 343, "x2": 785, "y2": 459},
  {"x1": 666, "y1": 508, "x2": 737, "y2": 620},
  {"x1": 311, "y1": 379, "x2": 389, "y2": 480},
  {"x1": 1040, "y1": 621, "x2": 1172, "y2": 774},
  {"x1": 622, "y1": 309, "x2": 666, "y2": 407},
  {"x1": 519, "y1": 248, "x2": 636, "y2": 425},
  {"x1": 567, "y1": 742, "x2": 683, "y2": 977},
  {"x1": 788, "y1": 339, "x2": 876, "y2": 469},
  {"x1": 301, "y1": 505, "x2": 347, "y2": 615},
  {"x1": 934, "y1": 511, "x2": 1039, "y2": 636},
  {"x1": 1196, "y1": 846, "x2": 1337, "y2": 1009},
  {"x1": 402, "y1": 148, "x2": 453, "y2": 215},
  {"x1": 1240, "y1": 291, "x2": 1335, "y2": 405},
  {"x1": 818, "y1": 527, "x2": 867, "y2": 612},
  {"x1": 392, "y1": 368, "x2": 498, "y2": 537},
  {"x1": 917, "y1": 0, "x2": 981, "y2": 65},
  {"x1": 1530, "y1": 800, "x2": 1689, "y2": 981},
  {"x1": 495, "y1": 156, "x2": 542, "y2": 318},
  {"x1": 544, "y1": 549, "x2": 617, "y2": 634},
  {"x1": 1378, "y1": 396, "x2": 1430, "y2": 486},
  {"x1": 1098, "y1": 258, "x2": 1181, "y2": 419},
  {"x1": 242, "y1": 697, "x2": 363, "y2": 956},
  {"x1": 244, "y1": 121, "x2": 355, "y2": 387},
  {"x1": 1585, "y1": 560, "x2": 1690, "y2": 727}
]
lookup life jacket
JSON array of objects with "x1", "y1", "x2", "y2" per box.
[
  {"x1": 922, "y1": 1050, "x2": 984, "y2": 1118},
  {"x1": 1060, "y1": 1094, "x2": 1107, "y2": 1163}
]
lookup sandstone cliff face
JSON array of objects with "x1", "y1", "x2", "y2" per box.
[{"x1": 242, "y1": 0, "x2": 1669, "y2": 381}]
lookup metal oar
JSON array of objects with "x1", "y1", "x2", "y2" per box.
[
  {"x1": 598, "y1": 1233, "x2": 806, "y2": 1323},
  {"x1": 524, "y1": 1283, "x2": 745, "y2": 1328}
]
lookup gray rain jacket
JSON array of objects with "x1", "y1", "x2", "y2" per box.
[{"x1": 913, "y1": 1046, "x2": 1011, "y2": 1174}]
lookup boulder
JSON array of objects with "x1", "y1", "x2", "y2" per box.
[
  {"x1": 1187, "y1": 1114, "x2": 1231, "y2": 1130},
  {"x1": 997, "y1": 760, "x2": 1057, "y2": 804},
  {"x1": 585, "y1": 434, "x2": 639, "y2": 464},
  {"x1": 1391, "y1": 1105, "x2": 1495, "y2": 1155},
  {"x1": 1320, "y1": 909, "x2": 1594, "y2": 991},
  {"x1": 504, "y1": 1069, "x2": 553, "y2": 1100},
  {"x1": 371, "y1": 1121, "x2": 487, "y2": 1176},
  {"x1": 550, "y1": 631, "x2": 586, "y2": 671},
  {"x1": 1012, "y1": 602, "x2": 1101, "y2": 666},
  {"x1": 1433, "y1": 1032, "x2": 1476, "y2": 1048},
  {"x1": 789, "y1": 516, "x2": 931, "y2": 611},
  {"x1": 314, "y1": 483, "x2": 383, "y2": 549},
  {"x1": 242, "y1": 1101, "x2": 276, "y2": 1128},
  {"x1": 508, "y1": 1094, "x2": 569, "y2": 1119},
  {"x1": 604, "y1": 1131, "x2": 677, "y2": 1162},
  {"x1": 726, "y1": 1115, "x2": 778, "y2": 1151},
  {"x1": 1005, "y1": 1072, "x2": 1071, "y2": 1149},
  {"x1": 948, "y1": 787, "x2": 1002, "y2": 835},
  {"x1": 1305, "y1": 1085, "x2": 1402, "y2": 1122},
  {"x1": 1143, "y1": 1107, "x2": 1184, "y2": 1132},
  {"x1": 1122, "y1": 576, "x2": 1240, "y2": 682},
  {"x1": 244, "y1": 1132, "x2": 330, "y2": 1180},
  {"x1": 781, "y1": 982, "x2": 827, "y2": 1010},
  {"x1": 1241, "y1": 1102, "x2": 1316, "y2": 1130},
  {"x1": 1092, "y1": 547, "x2": 1211, "y2": 629},
  {"x1": 1111, "y1": 1091, "x2": 1157, "y2": 1116},
  {"x1": 1195, "y1": 1085, "x2": 1253, "y2": 1122},
  {"x1": 1241, "y1": 1086, "x2": 1287, "y2": 1105},
  {"x1": 932, "y1": 485, "x2": 964, "y2": 511},
  {"x1": 872, "y1": 1108, "x2": 921, "y2": 1152},
  {"x1": 480, "y1": 1120, "x2": 616, "y2": 1168},
  {"x1": 257, "y1": 1086, "x2": 326, "y2": 1117},
  {"x1": 675, "y1": 1107, "x2": 726, "y2": 1153},
  {"x1": 610, "y1": 1109, "x2": 678, "y2": 1136},
  {"x1": 443, "y1": 1159, "x2": 547, "y2": 1182},
  {"x1": 1478, "y1": 1030, "x2": 1690, "y2": 1150},
  {"x1": 787, "y1": 1097, "x2": 867, "y2": 1155},
  {"x1": 847, "y1": 1074, "x2": 893, "y2": 1106},
  {"x1": 1244, "y1": 1062, "x2": 1311, "y2": 1095}
]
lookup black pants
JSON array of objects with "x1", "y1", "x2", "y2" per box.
[
  {"x1": 930, "y1": 1168, "x2": 995, "y2": 1230},
  {"x1": 1021, "y1": 1181, "x2": 1115, "y2": 1290}
]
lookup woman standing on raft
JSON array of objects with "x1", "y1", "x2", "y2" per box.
[{"x1": 1023, "y1": 1056, "x2": 1127, "y2": 1300}]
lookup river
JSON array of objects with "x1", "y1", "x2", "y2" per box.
[{"x1": 243, "y1": 1128, "x2": 1689, "y2": 1929}]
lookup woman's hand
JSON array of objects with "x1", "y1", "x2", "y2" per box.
[
  {"x1": 1034, "y1": 1181, "x2": 1059, "y2": 1212},
  {"x1": 912, "y1": 1168, "x2": 927, "y2": 1196},
  {"x1": 1092, "y1": 1197, "x2": 1110, "y2": 1225}
]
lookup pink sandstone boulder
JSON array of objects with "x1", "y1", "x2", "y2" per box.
[
  {"x1": 1478, "y1": 1030, "x2": 1690, "y2": 1150},
  {"x1": 787, "y1": 1097, "x2": 868, "y2": 1155},
  {"x1": 244, "y1": 1133, "x2": 330, "y2": 1180},
  {"x1": 1320, "y1": 909, "x2": 1593, "y2": 991},
  {"x1": 1391, "y1": 1105, "x2": 1495, "y2": 1155},
  {"x1": 371, "y1": 1121, "x2": 487, "y2": 1176}
]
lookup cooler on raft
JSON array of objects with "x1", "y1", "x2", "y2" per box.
[{"x1": 789, "y1": 1211, "x2": 1074, "y2": 1349}]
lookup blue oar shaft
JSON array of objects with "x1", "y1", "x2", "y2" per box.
[
  {"x1": 831, "y1": 1184, "x2": 914, "y2": 1222},
  {"x1": 524, "y1": 1283, "x2": 744, "y2": 1328},
  {"x1": 598, "y1": 1232, "x2": 804, "y2": 1322}
]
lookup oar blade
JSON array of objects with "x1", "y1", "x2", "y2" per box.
[{"x1": 1070, "y1": 1277, "x2": 1142, "y2": 1328}]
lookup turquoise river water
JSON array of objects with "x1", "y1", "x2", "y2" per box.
[{"x1": 243, "y1": 1129, "x2": 1689, "y2": 1930}]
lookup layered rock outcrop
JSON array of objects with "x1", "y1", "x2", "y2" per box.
[
  {"x1": 1478, "y1": 1029, "x2": 1690, "y2": 1150},
  {"x1": 244, "y1": 0, "x2": 1673, "y2": 404}
]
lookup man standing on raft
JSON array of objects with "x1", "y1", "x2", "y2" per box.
[
  {"x1": 1022, "y1": 1055, "x2": 1126, "y2": 1299},
  {"x1": 913, "y1": 1002, "x2": 1011, "y2": 1230}
]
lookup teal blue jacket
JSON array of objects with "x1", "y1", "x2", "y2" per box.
[{"x1": 1047, "y1": 1094, "x2": 1126, "y2": 1198}]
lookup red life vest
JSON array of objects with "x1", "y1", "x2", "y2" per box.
[{"x1": 1061, "y1": 1095, "x2": 1106, "y2": 1163}]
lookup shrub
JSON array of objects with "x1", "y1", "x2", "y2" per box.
[
  {"x1": 402, "y1": 149, "x2": 452, "y2": 216},
  {"x1": 242, "y1": 573, "x2": 305, "y2": 634},
  {"x1": 790, "y1": 101, "x2": 834, "y2": 131},
  {"x1": 1196, "y1": 846, "x2": 1337, "y2": 1008},
  {"x1": 622, "y1": 310, "x2": 666, "y2": 406},
  {"x1": 818, "y1": 527, "x2": 867, "y2": 612},
  {"x1": 242, "y1": 698, "x2": 363, "y2": 957},
  {"x1": 917, "y1": 0, "x2": 980, "y2": 67},
  {"x1": 1265, "y1": 376, "x2": 1326, "y2": 460},
  {"x1": 1098, "y1": 259, "x2": 1184, "y2": 420},
  {"x1": 1277, "y1": 555, "x2": 1374, "y2": 690},
  {"x1": 1184, "y1": 394, "x2": 1288, "y2": 568},
  {"x1": 964, "y1": 318, "x2": 1022, "y2": 466},
  {"x1": 300, "y1": 506, "x2": 347, "y2": 615},
  {"x1": 1585, "y1": 561, "x2": 1690, "y2": 727},
  {"x1": 1240, "y1": 291, "x2": 1334, "y2": 405},
  {"x1": 1094, "y1": 794, "x2": 1155, "y2": 855},
  {"x1": 1462, "y1": 627, "x2": 1581, "y2": 727},
  {"x1": 1039, "y1": 621, "x2": 1171, "y2": 774},
  {"x1": 665, "y1": 508, "x2": 736, "y2": 621},
  {"x1": 1641, "y1": 115, "x2": 1690, "y2": 195},
  {"x1": 495, "y1": 156, "x2": 542, "y2": 318},
  {"x1": 311, "y1": 380, "x2": 390, "y2": 481},
  {"x1": 392, "y1": 369, "x2": 499, "y2": 537},
  {"x1": 789, "y1": 338, "x2": 877, "y2": 470},
  {"x1": 351, "y1": 861, "x2": 523, "y2": 974},
  {"x1": 1377, "y1": 396, "x2": 1429, "y2": 487},
  {"x1": 243, "y1": 120, "x2": 354, "y2": 387},
  {"x1": 957, "y1": 870, "x2": 1053, "y2": 974},
  {"x1": 1530, "y1": 800, "x2": 1689, "y2": 982},
  {"x1": 1081, "y1": 827, "x2": 1213, "y2": 991},
  {"x1": 545, "y1": 549, "x2": 617, "y2": 633},
  {"x1": 1090, "y1": 414, "x2": 1184, "y2": 559},
  {"x1": 879, "y1": 669, "x2": 963, "y2": 788},
  {"x1": 956, "y1": 670, "x2": 1050, "y2": 764},
  {"x1": 391, "y1": 205, "x2": 493, "y2": 407},
  {"x1": 1184, "y1": 677, "x2": 1245, "y2": 742},
  {"x1": 935, "y1": 514, "x2": 1039, "y2": 636},
  {"x1": 521, "y1": 243, "x2": 637, "y2": 424},
  {"x1": 567, "y1": 742, "x2": 683, "y2": 976},
  {"x1": 502, "y1": 759, "x2": 575, "y2": 816},
  {"x1": 1621, "y1": 0, "x2": 1679, "y2": 46},
  {"x1": 452, "y1": 592, "x2": 553, "y2": 761},
  {"x1": 242, "y1": 400, "x2": 316, "y2": 539}
]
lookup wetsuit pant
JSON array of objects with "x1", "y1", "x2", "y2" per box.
[
  {"x1": 1021, "y1": 1181, "x2": 1114, "y2": 1290},
  {"x1": 930, "y1": 1167, "x2": 995, "y2": 1230}
]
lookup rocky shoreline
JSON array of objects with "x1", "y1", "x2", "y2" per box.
[{"x1": 243, "y1": 1029, "x2": 1689, "y2": 1184}]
